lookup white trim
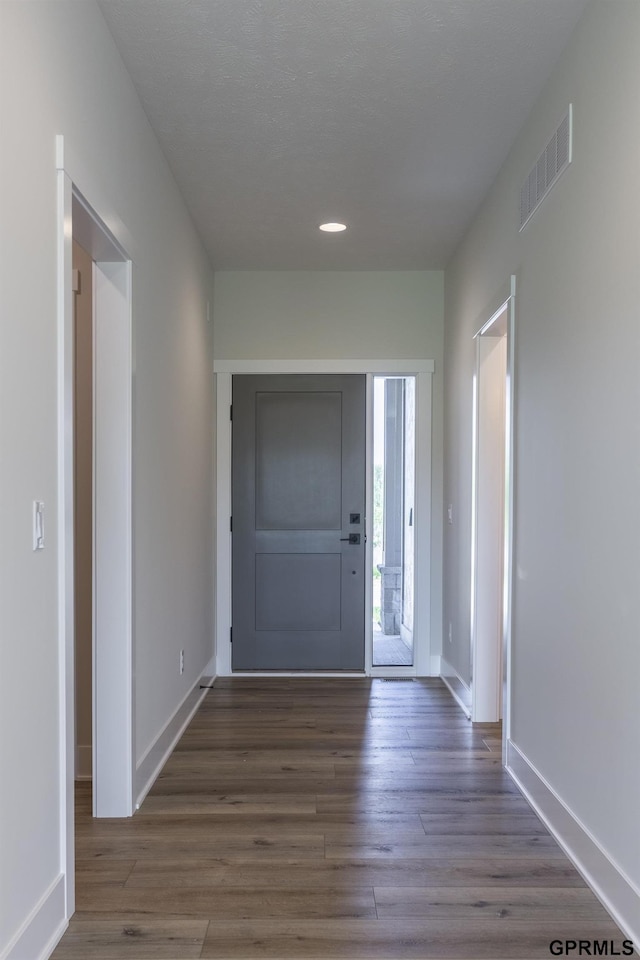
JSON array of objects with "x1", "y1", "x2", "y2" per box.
[
  {"x1": 56, "y1": 168, "x2": 75, "y2": 922},
  {"x1": 202, "y1": 655, "x2": 217, "y2": 677},
  {"x1": 55, "y1": 135, "x2": 134, "y2": 259},
  {"x1": 215, "y1": 360, "x2": 434, "y2": 678},
  {"x1": 476, "y1": 300, "x2": 509, "y2": 339},
  {"x1": 440, "y1": 675, "x2": 471, "y2": 718},
  {"x1": 502, "y1": 277, "x2": 517, "y2": 760},
  {"x1": 215, "y1": 359, "x2": 435, "y2": 375},
  {"x1": 135, "y1": 675, "x2": 213, "y2": 809},
  {"x1": 92, "y1": 258, "x2": 134, "y2": 819},
  {"x1": 507, "y1": 740, "x2": 640, "y2": 946},
  {"x1": 56, "y1": 135, "x2": 135, "y2": 935},
  {"x1": 440, "y1": 656, "x2": 470, "y2": 689},
  {"x1": 469, "y1": 279, "x2": 516, "y2": 747},
  {"x1": 471, "y1": 330, "x2": 506, "y2": 722},
  {"x1": 2, "y1": 875, "x2": 66, "y2": 960},
  {"x1": 364, "y1": 375, "x2": 374, "y2": 675},
  {"x1": 215, "y1": 372, "x2": 233, "y2": 677},
  {"x1": 370, "y1": 665, "x2": 417, "y2": 679},
  {"x1": 440, "y1": 656, "x2": 471, "y2": 718},
  {"x1": 413, "y1": 366, "x2": 433, "y2": 677}
]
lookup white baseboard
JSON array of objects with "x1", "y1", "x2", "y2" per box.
[
  {"x1": 2, "y1": 874, "x2": 66, "y2": 960},
  {"x1": 507, "y1": 739, "x2": 640, "y2": 948},
  {"x1": 202, "y1": 654, "x2": 217, "y2": 677},
  {"x1": 440, "y1": 656, "x2": 470, "y2": 685},
  {"x1": 134, "y1": 673, "x2": 215, "y2": 809},
  {"x1": 75, "y1": 744, "x2": 92, "y2": 780},
  {"x1": 440, "y1": 657, "x2": 471, "y2": 717}
]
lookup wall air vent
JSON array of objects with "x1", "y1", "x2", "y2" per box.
[{"x1": 519, "y1": 105, "x2": 572, "y2": 231}]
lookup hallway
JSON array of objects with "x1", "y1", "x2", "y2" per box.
[{"x1": 52, "y1": 679, "x2": 623, "y2": 958}]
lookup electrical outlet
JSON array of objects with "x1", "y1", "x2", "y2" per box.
[
  {"x1": 448, "y1": 622, "x2": 452, "y2": 644},
  {"x1": 447, "y1": 504, "x2": 453, "y2": 525},
  {"x1": 179, "y1": 650, "x2": 184, "y2": 675}
]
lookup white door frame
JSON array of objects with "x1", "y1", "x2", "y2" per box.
[
  {"x1": 470, "y1": 277, "x2": 516, "y2": 754},
  {"x1": 57, "y1": 137, "x2": 134, "y2": 919},
  {"x1": 214, "y1": 359, "x2": 435, "y2": 678}
]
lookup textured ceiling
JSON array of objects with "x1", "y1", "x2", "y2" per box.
[{"x1": 97, "y1": 0, "x2": 588, "y2": 269}]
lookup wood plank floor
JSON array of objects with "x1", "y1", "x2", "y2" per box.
[{"x1": 52, "y1": 678, "x2": 626, "y2": 959}]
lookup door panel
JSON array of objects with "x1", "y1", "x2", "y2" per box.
[
  {"x1": 255, "y1": 391, "x2": 342, "y2": 530},
  {"x1": 232, "y1": 374, "x2": 366, "y2": 671},
  {"x1": 255, "y1": 553, "x2": 341, "y2": 631}
]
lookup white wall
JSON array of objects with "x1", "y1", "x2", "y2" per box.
[
  {"x1": 214, "y1": 270, "x2": 443, "y2": 362},
  {"x1": 0, "y1": 3, "x2": 214, "y2": 955},
  {"x1": 444, "y1": 0, "x2": 639, "y2": 921},
  {"x1": 214, "y1": 270, "x2": 444, "y2": 669}
]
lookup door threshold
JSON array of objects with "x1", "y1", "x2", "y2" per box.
[
  {"x1": 228, "y1": 671, "x2": 368, "y2": 678},
  {"x1": 370, "y1": 668, "x2": 417, "y2": 679},
  {"x1": 224, "y1": 670, "x2": 420, "y2": 679}
]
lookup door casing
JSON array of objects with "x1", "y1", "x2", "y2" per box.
[
  {"x1": 214, "y1": 359, "x2": 435, "y2": 678},
  {"x1": 469, "y1": 277, "x2": 516, "y2": 762},
  {"x1": 471, "y1": 326, "x2": 507, "y2": 722},
  {"x1": 57, "y1": 135, "x2": 134, "y2": 921}
]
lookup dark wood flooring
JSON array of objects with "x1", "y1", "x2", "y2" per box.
[{"x1": 51, "y1": 678, "x2": 625, "y2": 958}]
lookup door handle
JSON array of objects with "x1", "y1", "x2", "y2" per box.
[{"x1": 340, "y1": 534, "x2": 361, "y2": 545}]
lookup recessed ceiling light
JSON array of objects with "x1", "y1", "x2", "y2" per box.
[{"x1": 319, "y1": 222, "x2": 347, "y2": 232}]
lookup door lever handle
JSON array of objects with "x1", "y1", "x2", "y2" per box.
[{"x1": 340, "y1": 534, "x2": 361, "y2": 545}]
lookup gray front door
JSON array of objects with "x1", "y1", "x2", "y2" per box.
[{"x1": 232, "y1": 374, "x2": 366, "y2": 670}]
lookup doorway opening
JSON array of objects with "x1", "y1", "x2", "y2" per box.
[
  {"x1": 214, "y1": 360, "x2": 434, "y2": 678},
  {"x1": 471, "y1": 301, "x2": 509, "y2": 723},
  {"x1": 58, "y1": 141, "x2": 135, "y2": 916},
  {"x1": 372, "y1": 376, "x2": 416, "y2": 667},
  {"x1": 72, "y1": 239, "x2": 93, "y2": 801},
  {"x1": 68, "y1": 188, "x2": 133, "y2": 820}
]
